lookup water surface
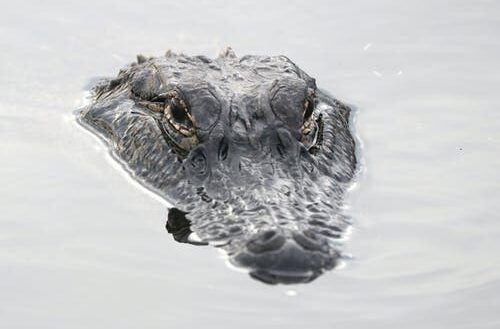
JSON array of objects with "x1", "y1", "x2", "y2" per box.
[{"x1": 1, "y1": 0, "x2": 500, "y2": 328}]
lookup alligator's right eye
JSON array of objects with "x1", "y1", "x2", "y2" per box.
[
  {"x1": 132, "y1": 89, "x2": 199, "y2": 156},
  {"x1": 164, "y1": 91, "x2": 196, "y2": 137},
  {"x1": 154, "y1": 90, "x2": 199, "y2": 157}
]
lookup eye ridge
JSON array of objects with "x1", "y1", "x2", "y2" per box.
[{"x1": 130, "y1": 90, "x2": 165, "y2": 113}]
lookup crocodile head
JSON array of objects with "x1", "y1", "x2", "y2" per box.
[{"x1": 80, "y1": 48, "x2": 357, "y2": 284}]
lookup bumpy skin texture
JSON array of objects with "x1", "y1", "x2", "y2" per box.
[{"x1": 79, "y1": 49, "x2": 357, "y2": 284}]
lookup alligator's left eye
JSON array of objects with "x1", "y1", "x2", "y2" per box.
[{"x1": 300, "y1": 91, "x2": 322, "y2": 152}]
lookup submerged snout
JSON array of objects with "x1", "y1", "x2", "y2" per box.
[{"x1": 230, "y1": 228, "x2": 340, "y2": 284}]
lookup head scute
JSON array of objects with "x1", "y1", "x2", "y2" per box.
[
  {"x1": 136, "y1": 54, "x2": 149, "y2": 64},
  {"x1": 218, "y1": 46, "x2": 237, "y2": 59},
  {"x1": 165, "y1": 49, "x2": 176, "y2": 58}
]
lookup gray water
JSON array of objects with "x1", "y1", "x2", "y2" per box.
[{"x1": 1, "y1": 0, "x2": 500, "y2": 328}]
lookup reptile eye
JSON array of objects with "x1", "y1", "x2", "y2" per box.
[
  {"x1": 155, "y1": 91, "x2": 199, "y2": 157},
  {"x1": 301, "y1": 93, "x2": 316, "y2": 137},
  {"x1": 169, "y1": 98, "x2": 191, "y2": 125},
  {"x1": 303, "y1": 97, "x2": 314, "y2": 123},
  {"x1": 300, "y1": 91, "x2": 322, "y2": 153},
  {"x1": 164, "y1": 92, "x2": 196, "y2": 137}
]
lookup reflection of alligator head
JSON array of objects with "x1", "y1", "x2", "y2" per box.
[{"x1": 79, "y1": 48, "x2": 357, "y2": 284}]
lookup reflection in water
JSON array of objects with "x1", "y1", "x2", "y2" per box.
[{"x1": 166, "y1": 208, "x2": 208, "y2": 246}]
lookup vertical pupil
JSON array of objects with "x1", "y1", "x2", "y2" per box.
[
  {"x1": 304, "y1": 98, "x2": 314, "y2": 121},
  {"x1": 170, "y1": 99, "x2": 188, "y2": 123}
]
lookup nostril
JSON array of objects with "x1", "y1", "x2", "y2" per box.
[
  {"x1": 247, "y1": 230, "x2": 285, "y2": 254},
  {"x1": 293, "y1": 230, "x2": 325, "y2": 251},
  {"x1": 261, "y1": 230, "x2": 277, "y2": 242}
]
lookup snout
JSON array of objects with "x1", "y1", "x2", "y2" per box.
[{"x1": 230, "y1": 228, "x2": 339, "y2": 284}]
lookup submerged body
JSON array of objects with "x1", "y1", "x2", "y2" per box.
[{"x1": 79, "y1": 48, "x2": 357, "y2": 284}]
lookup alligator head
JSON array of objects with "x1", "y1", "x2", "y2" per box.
[{"x1": 79, "y1": 48, "x2": 357, "y2": 284}]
